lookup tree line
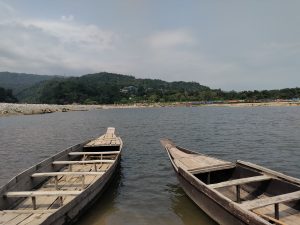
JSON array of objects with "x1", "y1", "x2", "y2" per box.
[
  {"x1": 17, "y1": 73, "x2": 300, "y2": 104},
  {"x1": 0, "y1": 87, "x2": 18, "y2": 103},
  {"x1": 1, "y1": 72, "x2": 299, "y2": 104}
]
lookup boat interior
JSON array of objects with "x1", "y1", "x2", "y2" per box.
[
  {"x1": 193, "y1": 163, "x2": 300, "y2": 225},
  {"x1": 0, "y1": 131, "x2": 121, "y2": 224},
  {"x1": 163, "y1": 140, "x2": 300, "y2": 225}
]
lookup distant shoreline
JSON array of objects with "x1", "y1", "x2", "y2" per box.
[{"x1": 1, "y1": 101, "x2": 300, "y2": 117}]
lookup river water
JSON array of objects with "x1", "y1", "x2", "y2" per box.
[{"x1": 0, "y1": 106, "x2": 299, "y2": 225}]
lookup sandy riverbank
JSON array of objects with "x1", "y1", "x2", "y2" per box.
[
  {"x1": 1, "y1": 101, "x2": 300, "y2": 117},
  {"x1": 0, "y1": 103, "x2": 162, "y2": 116}
]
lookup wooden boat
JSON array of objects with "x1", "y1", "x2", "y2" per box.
[
  {"x1": 161, "y1": 139, "x2": 300, "y2": 225},
  {"x1": 0, "y1": 127, "x2": 122, "y2": 225}
]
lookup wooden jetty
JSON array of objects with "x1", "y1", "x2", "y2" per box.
[
  {"x1": 0, "y1": 127, "x2": 123, "y2": 225},
  {"x1": 161, "y1": 139, "x2": 300, "y2": 225}
]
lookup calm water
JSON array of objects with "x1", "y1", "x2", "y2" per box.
[{"x1": 0, "y1": 107, "x2": 299, "y2": 225}]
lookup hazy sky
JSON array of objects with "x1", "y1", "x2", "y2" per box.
[{"x1": 0, "y1": 0, "x2": 299, "y2": 90}]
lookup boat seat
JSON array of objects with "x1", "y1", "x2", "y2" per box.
[
  {"x1": 189, "y1": 163, "x2": 235, "y2": 174},
  {"x1": 242, "y1": 190, "x2": 300, "y2": 210},
  {"x1": 52, "y1": 159, "x2": 114, "y2": 165},
  {"x1": 31, "y1": 172, "x2": 104, "y2": 177},
  {"x1": 208, "y1": 175, "x2": 271, "y2": 189},
  {"x1": 5, "y1": 191, "x2": 82, "y2": 197},
  {"x1": 69, "y1": 151, "x2": 120, "y2": 155},
  {"x1": 4, "y1": 191, "x2": 82, "y2": 210}
]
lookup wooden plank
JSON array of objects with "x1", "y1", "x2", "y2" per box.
[
  {"x1": 237, "y1": 160, "x2": 300, "y2": 185},
  {"x1": 2, "y1": 210, "x2": 56, "y2": 213},
  {"x1": 5, "y1": 213, "x2": 33, "y2": 225},
  {"x1": 21, "y1": 213, "x2": 52, "y2": 225},
  {"x1": 5, "y1": 190, "x2": 82, "y2": 197},
  {"x1": 52, "y1": 159, "x2": 114, "y2": 165},
  {"x1": 189, "y1": 163, "x2": 235, "y2": 174},
  {"x1": 69, "y1": 151, "x2": 120, "y2": 155},
  {"x1": 253, "y1": 211, "x2": 287, "y2": 225},
  {"x1": 208, "y1": 175, "x2": 271, "y2": 189},
  {"x1": 17, "y1": 213, "x2": 44, "y2": 225},
  {"x1": 242, "y1": 191, "x2": 300, "y2": 210},
  {"x1": 31, "y1": 172, "x2": 104, "y2": 177},
  {"x1": 0, "y1": 212, "x2": 20, "y2": 224}
]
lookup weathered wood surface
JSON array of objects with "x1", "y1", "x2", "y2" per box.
[
  {"x1": 84, "y1": 127, "x2": 121, "y2": 147},
  {"x1": 0, "y1": 127, "x2": 122, "y2": 225},
  {"x1": 208, "y1": 175, "x2": 271, "y2": 189},
  {"x1": 237, "y1": 160, "x2": 300, "y2": 185},
  {"x1": 253, "y1": 211, "x2": 288, "y2": 225},
  {"x1": 242, "y1": 191, "x2": 300, "y2": 210},
  {"x1": 69, "y1": 151, "x2": 120, "y2": 155},
  {"x1": 168, "y1": 146, "x2": 233, "y2": 171},
  {"x1": 52, "y1": 160, "x2": 114, "y2": 164},
  {"x1": 32, "y1": 172, "x2": 104, "y2": 177},
  {"x1": 161, "y1": 138, "x2": 300, "y2": 225},
  {"x1": 189, "y1": 163, "x2": 236, "y2": 174},
  {"x1": 2, "y1": 209, "x2": 57, "y2": 213},
  {"x1": 1, "y1": 160, "x2": 116, "y2": 224},
  {"x1": 5, "y1": 191, "x2": 82, "y2": 197}
]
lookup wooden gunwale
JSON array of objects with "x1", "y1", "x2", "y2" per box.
[
  {"x1": 0, "y1": 127, "x2": 123, "y2": 225},
  {"x1": 161, "y1": 139, "x2": 300, "y2": 225},
  {"x1": 178, "y1": 167, "x2": 270, "y2": 225}
]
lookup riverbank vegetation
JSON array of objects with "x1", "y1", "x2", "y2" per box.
[
  {"x1": 1, "y1": 72, "x2": 300, "y2": 104},
  {"x1": 0, "y1": 87, "x2": 18, "y2": 103}
]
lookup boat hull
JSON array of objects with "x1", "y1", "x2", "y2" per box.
[
  {"x1": 176, "y1": 172, "x2": 247, "y2": 225},
  {"x1": 162, "y1": 140, "x2": 270, "y2": 225}
]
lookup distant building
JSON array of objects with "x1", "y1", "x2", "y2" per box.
[{"x1": 120, "y1": 86, "x2": 138, "y2": 94}]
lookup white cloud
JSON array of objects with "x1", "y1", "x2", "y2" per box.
[
  {"x1": 22, "y1": 19, "x2": 117, "y2": 50},
  {"x1": 0, "y1": 16, "x2": 122, "y2": 75},
  {"x1": 1, "y1": 1, "x2": 299, "y2": 90}
]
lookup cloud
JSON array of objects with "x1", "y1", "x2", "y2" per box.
[
  {"x1": 0, "y1": 16, "x2": 123, "y2": 75},
  {"x1": 147, "y1": 30, "x2": 196, "y2": 49},
  {"x1": 0, "y1": 1, "x2": 16, "y2": 21},
  {"x1": 0, "y1": 17, "x2": 240, "y2": 88},
  {"x1": 1, "y1": 1, "x2": 299, "y2": 90}
]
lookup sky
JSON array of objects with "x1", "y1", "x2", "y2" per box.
[{"x1": 0, "y1": 0, "x2": 299, "y2": 90}]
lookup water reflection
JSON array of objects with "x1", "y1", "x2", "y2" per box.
[
  {"x1": 75, "y1": 163, "x2": 123, "y2": 225},
  {"x1": 166, "y1": 183, "x2": 218, "y2": 225}
]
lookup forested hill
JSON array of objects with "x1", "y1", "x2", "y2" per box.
[
  {"x1": 0, "y1": 72, "x2": 59, "y2": 94},
  {"x1": 18, "y1": 72, "x2": 211, "y2": 104},
  {"x1": 0, "y1": 87, "x2": 18, "y2": 103},
  {"x1": 1, "y1": 72, "x2": 300, "y2": 104}
]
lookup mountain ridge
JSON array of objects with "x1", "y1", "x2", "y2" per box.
[{"x1": 1, "y1": 71, "x2": 300, "y2": 104}]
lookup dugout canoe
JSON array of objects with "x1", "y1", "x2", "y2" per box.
[
  {"x1": 0, "y1": 127, "x2": 123, "y2": 225},
  {"x1": 161, "y1": 139, "x2": 300, "y2": 225}
]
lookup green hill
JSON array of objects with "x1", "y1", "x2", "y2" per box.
[
  {"x1": 0, "y1": 87, "x2": 18, "y2": 103},
  {"x1": 18, "y1": 72, "x2": 211, "y2": 104},
  {"x1": 2, "y1": 71, "x2": 300, "y2": 104},
  {"x1": 0, "y1": 72, "x2": 60, "y2": 95}
]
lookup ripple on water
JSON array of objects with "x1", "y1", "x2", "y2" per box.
[{"x1": 0, "y1": 106, "x2": 299, "y2": 225}]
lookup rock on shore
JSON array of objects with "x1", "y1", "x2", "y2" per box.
[{"x1": 0, "y1": 103, "x2": 103, "y2": 116}]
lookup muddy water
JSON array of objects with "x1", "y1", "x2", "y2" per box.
[{"x1": 0, "y1": 106, "x2": 299, "y2": 225}]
